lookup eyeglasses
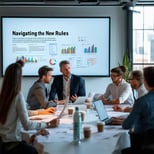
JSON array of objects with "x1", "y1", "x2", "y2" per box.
[
  {"x1": 127, "y1": 78, "x2": 135, "y2": 82},
  {"x1": 111, "y1": 74, "x2": 120, "y2": 77}
]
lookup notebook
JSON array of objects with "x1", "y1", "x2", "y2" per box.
[
  {"x1": 29, "y1": 97, "x2": 69, "y2": 121},
  {"x1": 93, "y1": 100, "x2": 120, "y2": 125}
]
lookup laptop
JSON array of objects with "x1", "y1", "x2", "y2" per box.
[
  {"x1": 73, "y1": 96, "x2": 87, "y2": 104},
  {"x1": 93, "y1": 100, "x2": 120, "y2": 125},
  {"x1": 57, "y1": 96, "x2": 69, "y2": 119}
]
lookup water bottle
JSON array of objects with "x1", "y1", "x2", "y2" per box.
[{"x1": 73, "y1": 107, "x2": 82, "y2": 143}]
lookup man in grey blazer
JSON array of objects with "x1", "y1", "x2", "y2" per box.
[
  {"x1": 49, "y1": 60, "x2": 86, "y2": 103},
  {"x1": 27, "y1": 65, "x2": 57, "y2": 110}
]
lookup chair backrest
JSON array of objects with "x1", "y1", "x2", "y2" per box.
[
  {"x1": 143, "y1": 129, "x2": 154, "y2": 145},
  {"x1": 129, "y1": 129, "x2": 154, "y2": 152},
  {"x1": 129, "y1": 132, "x2": 143, "y2": 151},
  {"x1": 0, "y1": 136, "x2": 4, "y2": 154}
]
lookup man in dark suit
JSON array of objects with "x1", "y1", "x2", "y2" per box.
[{"x1": 49, "y1": 60, "x2": 86, "y2": 103}]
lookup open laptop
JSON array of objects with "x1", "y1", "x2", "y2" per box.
[
  {"x1": 57, "y1": 96, "x2": 69, "y2": 119},
  {"x1": 93, "y1": 100, "x2": 121, "y2": 125},
  {"x1": 73, "y1": 96, "x2": 87, "y2": 104}
]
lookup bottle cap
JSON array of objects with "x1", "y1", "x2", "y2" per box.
[{"x1": 75, "y1": 107, "x2": 79, "y2": 111}]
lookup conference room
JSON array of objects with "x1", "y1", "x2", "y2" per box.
[{"x1": 0, "y1": 0, "x2": 154, "y2": 154}]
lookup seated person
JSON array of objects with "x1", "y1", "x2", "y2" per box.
[
  {"x1": 112, "y1": 67, "x2": 154, "y2": 128},
  {"x1": 27, "y1": 65, "x2": 57, "y2": 110},
  {"x1": 99, "y1": 66, "x2": 134, "y2": 105},
  {"x1": 0, "y1": 61, "x2": 59, "y2": 154},
  {"x1": 113, "y1": 70, "x2": 147, "y2": 112},
  {"x1": 122, "y1": 66, "x2": 154, "y2": 133},
  {"x1": 49, "y1": 60, "x2": 86, "y2": 104},
  {"x1": 16, "y1": 60, "x2": 57, "y2": 115}
]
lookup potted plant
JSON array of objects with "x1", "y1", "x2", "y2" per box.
[{"x1": 121, "y1": 51, "x2": 132, "y2": 81}]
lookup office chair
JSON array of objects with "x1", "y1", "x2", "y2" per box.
[
  {"x1": 0, "y1": 136, "x2": 5, "y2": 154},
  {"x1": 122, "y1": 129, "x2": 154, "y2": 154}
]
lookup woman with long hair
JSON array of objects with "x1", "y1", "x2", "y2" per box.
[{"x1": 0, "y1": 62, "x2": 59, "y2": 154}]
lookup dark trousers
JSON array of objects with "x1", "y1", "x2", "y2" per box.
[{"x1": 2, "y1": 141, "x2": 38, "y2": 154}]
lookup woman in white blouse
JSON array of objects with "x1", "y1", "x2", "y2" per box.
[{"x1": 0, "y1": 61, "x2": 59, "y2": 154}]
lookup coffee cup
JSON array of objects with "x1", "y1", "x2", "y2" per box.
[
  {"x1": 68, "y1": 108, "x2": 73, "y2": 115},
  {"x1": 97, "y1": 122, "x2": 105, "y2": 132},
  {"x1": 85, "y1": 103, "x2": 91, "y2": 109},
  {"x1": 83, "y1": 127, "x2": 91, "y2": 139}
]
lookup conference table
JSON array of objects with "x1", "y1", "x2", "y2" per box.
[{"x1": 21, "y1": 104, "x2": 130, "y2": 154}]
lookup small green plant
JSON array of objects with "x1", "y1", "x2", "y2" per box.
[{"x1": 121, "y1": 51, "x2": 132, "y2": 81}]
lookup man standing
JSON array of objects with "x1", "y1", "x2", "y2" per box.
[
  {"x1": 49, "y1": 60, "x2": 86, "y2": 103},
  {"x1": 27, "y1": 65, "x2": 56, "y2": 110}
]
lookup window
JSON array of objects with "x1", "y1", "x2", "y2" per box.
[{"x1": 133, "y1": 6, "x2": 154, "y2": 70}]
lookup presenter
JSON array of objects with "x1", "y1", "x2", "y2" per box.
[{"x1": 49, "y1": 60, "x2": 86, "y2": 103}]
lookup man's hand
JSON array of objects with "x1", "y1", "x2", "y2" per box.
[
  {"x1": 29, "y1": 128, "x2": 49, "y2": 144},
  {"x1": 110, "y1": 117, "x2": 124, "y2": 125},
  {"x1": 113, "y1": 105, "x2": 123, "y2": 111},
  {"x1": 101, "y1": 98, "x2": 109, "y2": 104},
  {"x1": 38, "y1": 107, "x2": 56, "y2": 115},
  {"x1": 113, "y1": 105, "x2": 131, "y2": 112},
  {"x1": 70, "y1": 94, "x2": 77, "y2": 102}
]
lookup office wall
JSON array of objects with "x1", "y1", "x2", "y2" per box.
[{"x1": 0, "y1": 5, "x2": 126, "y2": 98}]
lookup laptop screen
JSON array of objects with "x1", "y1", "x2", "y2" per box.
[
  {"x1": 93, "y1": 100, "x2": 109, "y2": 121},
  {"x1": 57, "y1": 96, "x2": 69, "y2": 119}
]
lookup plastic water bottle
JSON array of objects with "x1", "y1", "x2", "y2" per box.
[{"x1": 73, "y1": 107, "x2": 82, "y2": 143}]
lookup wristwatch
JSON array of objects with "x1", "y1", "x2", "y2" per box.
[{"x1": 46, "y1": 122, "x2": 51, "y2": 128}]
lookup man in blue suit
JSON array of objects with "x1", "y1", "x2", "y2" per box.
[{"x1": 49, "y1": 60, "x2": 86, "y2": 103}]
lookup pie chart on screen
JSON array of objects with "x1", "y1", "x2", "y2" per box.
[{"x1": 49, "y1": 58, "x2": 56, "y2": 65}]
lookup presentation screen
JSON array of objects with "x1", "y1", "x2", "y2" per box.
[{"x1": 1, "y1": 16, "x2": 110, "y2": 77}]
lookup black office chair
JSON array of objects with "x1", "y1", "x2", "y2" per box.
[
  {"x1": 0, "y1": 136, "x2": 5, "y2": 154},
  {"x1": 141, "y1": 129, "x2": 154, "y2": 154},
  {"x1": 122, "y1": 129, "x2": 154, "y2": 154}
]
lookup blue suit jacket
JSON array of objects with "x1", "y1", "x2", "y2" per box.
[
  {"x1": 122, "y1": 89, "x2": 154, "y2": 133},
  {"x1": 49, "y1": 74, "x2": 86, "y2": 101}
]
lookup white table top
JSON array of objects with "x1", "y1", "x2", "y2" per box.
[{"x1": 22, "y1": 104, "x2": 130, "y2": 154}]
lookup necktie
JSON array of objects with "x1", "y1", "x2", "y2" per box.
[{"x1": 132, "y1": 89, "x2": 136, "y2": 101}]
